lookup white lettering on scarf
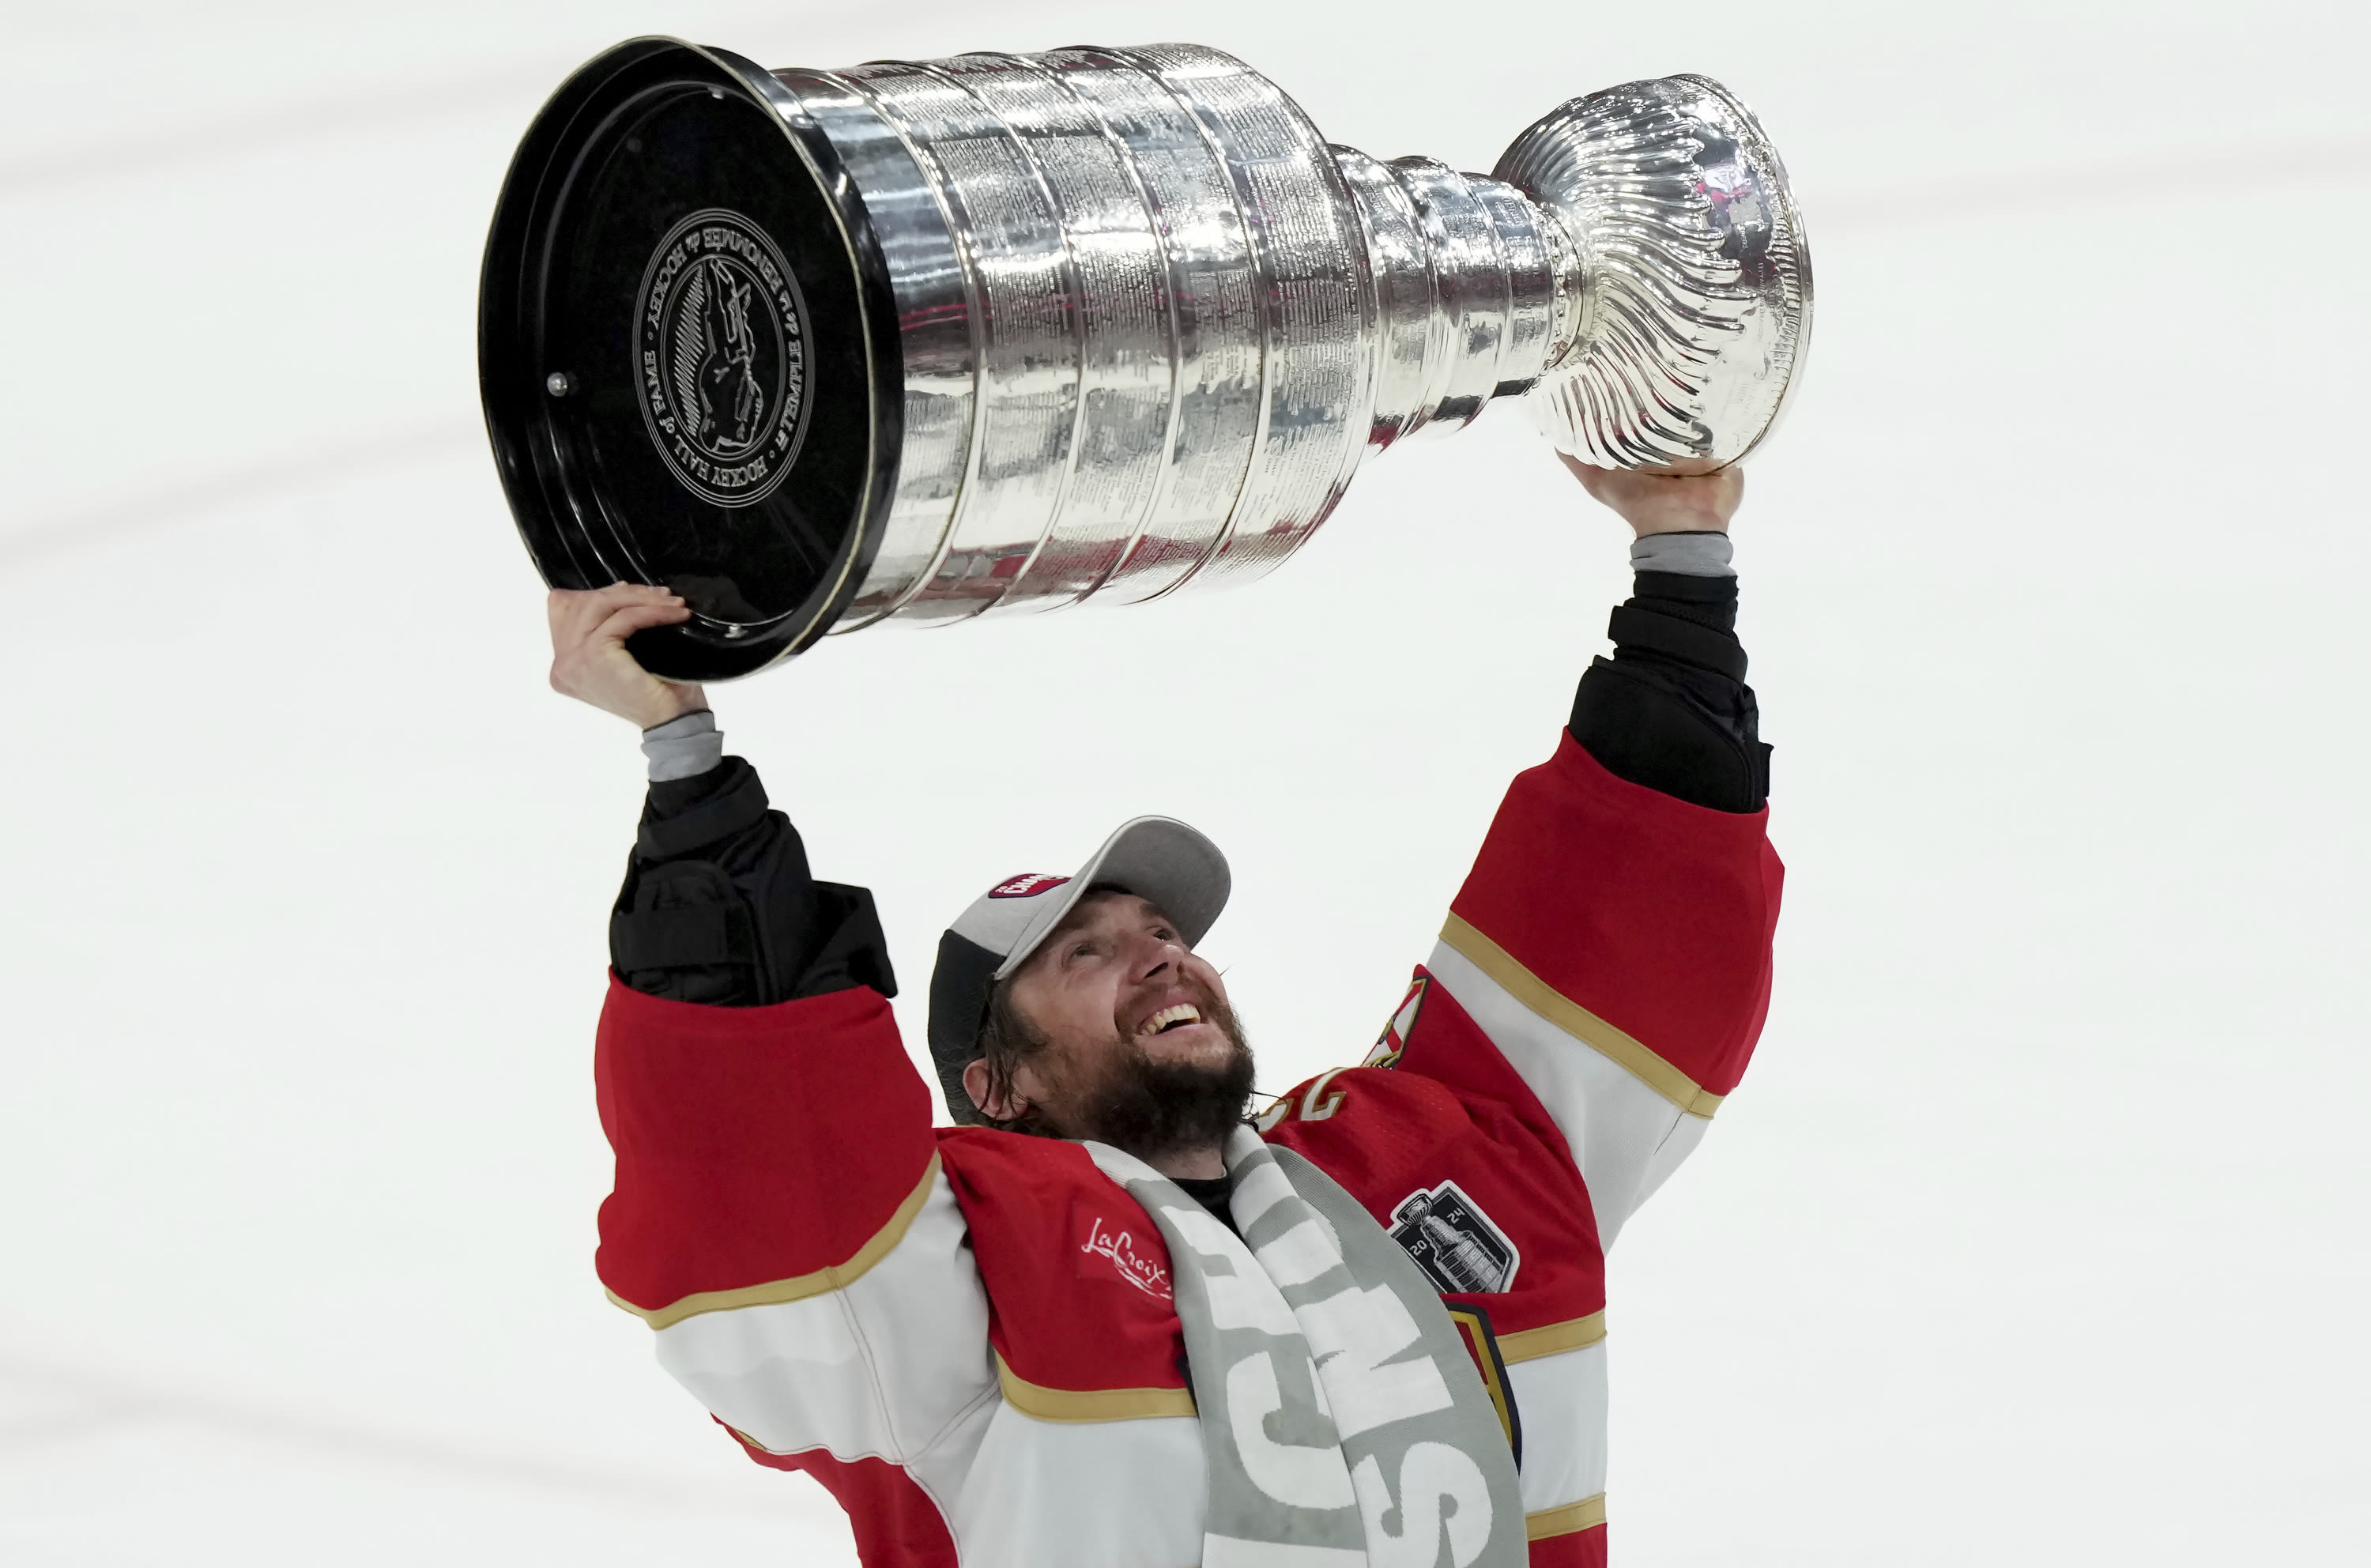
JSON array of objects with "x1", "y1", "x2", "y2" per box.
[
  {"x1": 1351, "y1": 1442, "x2": 1494, "y2": 1568},
  {"x1": 1163, "y1": 1207, "x2": 1302, "y2": 1336},
  {"x1": 1299, "y1": 1284, "x2": 1455, "y2": 1439},
  {"x1": 1227, "y1": 1352, "x2": 1358, "y2": 1510},
  {"x1": 1255, "y1": 1218, "x2": 1344, "y2": 1287},
  {"x1": 1230, "y1": 1158, "x2": 1298, "y2": 1229}
]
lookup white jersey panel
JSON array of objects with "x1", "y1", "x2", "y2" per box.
[
  {"x1": 952, "y1": 1405, "x2": 1208, "y2": 1566},
  {"x1": 1508, "y1": 1341, "x2": 1608, "y2": 1513},
  {"x1": 652, "y1": 1170, "x2": 995, "y2": 1464},
  {"x1": 1633, "y1": 1106, "x2": 1711, "y2": 1215},
  {"x1": 1427, "y1": 939, "x2": 1708, "y2": 1246}
]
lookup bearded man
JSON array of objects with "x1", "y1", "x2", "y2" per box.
[{"x1": 551, "y1": 459, "x2": 1781, "y2": 1568}]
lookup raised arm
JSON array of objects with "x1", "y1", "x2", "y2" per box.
[
  {"x1": 1384, "y1": 466, "x2": 1783, "y2": 1247},
  {"x1": 546, "y1": 584, "x2": 894, "y2": 1005},
  {"x1": 548, "y1": 587, "x2": 993, "y2": 1556}
]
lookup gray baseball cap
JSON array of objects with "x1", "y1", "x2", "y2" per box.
[{"x1": 926, "y1": 816, "x2": 1230, "y2": 1120}]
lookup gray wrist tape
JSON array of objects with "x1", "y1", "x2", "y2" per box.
[
  {"x1": 640, "y1": 709, "x2": 722, "y2": 782},
  {"x1": 1630, "y1": 530, "x2": 1734, "y2": 577}
]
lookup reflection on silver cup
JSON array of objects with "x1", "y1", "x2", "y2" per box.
[{"x1": 481, "y1": 40, "x2": 1811, "y2": 679}]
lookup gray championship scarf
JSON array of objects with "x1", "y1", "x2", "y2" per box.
[{"x1": 1084, "y1": 1127, "x2": 1525, "y2": 1568}]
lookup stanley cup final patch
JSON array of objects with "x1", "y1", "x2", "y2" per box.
[
  {"x1": 1389, "y1": 1179, "x2": 1520, "y2": 1295},
  {"x1": 635, "y1": 209, "x2": 811, "y2": 507}
]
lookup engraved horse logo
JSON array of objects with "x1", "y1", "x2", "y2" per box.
[{"x1": 671, "y1": 255, "x2": 767, "y2": 454}]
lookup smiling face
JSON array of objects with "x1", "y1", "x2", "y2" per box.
[{"x1": 963, "y1": 889, "x2": 1255, "y2": 1171}]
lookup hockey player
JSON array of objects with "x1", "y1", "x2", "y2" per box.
[{"x1": 549, "y1": 460, "x2": 1781, "y2": 1568}]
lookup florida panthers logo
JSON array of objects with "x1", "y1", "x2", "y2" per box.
[
  {"x1": 1363, "y1": 974, "x2": 1429, "y2": 1069},
  {"x1": 635, "y1": 209, "x2": 809, "y2": 507}
]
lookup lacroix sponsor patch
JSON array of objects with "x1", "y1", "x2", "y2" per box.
[
  {"x1": 989, "y1": 873, "x2": 1070, "y2": 899},
  {"x1": 1072, "y1": 1197, "x2": 1172, "y2": 1301}
]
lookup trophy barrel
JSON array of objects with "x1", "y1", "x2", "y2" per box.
[{"x1": 805, "y1": 44, "x2": 1374, "y2": 631}]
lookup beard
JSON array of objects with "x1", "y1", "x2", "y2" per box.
[{"x1": 1057, "y1": 993, "x2": 1257, "y2": 1163}]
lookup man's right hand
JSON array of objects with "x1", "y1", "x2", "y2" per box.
[
  {"x1": 1559, "y1": 453, "x2": 1743, "y2": 539},
  {"x1": 547, "y1": 584, "x2": 707, "y2": 729}
]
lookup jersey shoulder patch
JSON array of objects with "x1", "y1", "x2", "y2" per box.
[
  {"x1": 1389, "y1": 1178, "x2": 1520, "y2": 1294},
  {"x1": 1363, "y1": 974, "x2": 1431, "y2": 1069}
]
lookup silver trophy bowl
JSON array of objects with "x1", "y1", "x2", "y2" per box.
[{"x1": 481, "y1": 39, "x2": 1810, "y2": 679}]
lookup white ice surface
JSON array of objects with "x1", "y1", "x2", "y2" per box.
[{"x1": 2, "y1": 2, "x2": 2366, "y2": 1562}]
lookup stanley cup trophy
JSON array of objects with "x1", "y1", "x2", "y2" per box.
[{"x1": 480, "y1": 39, "x2": 1810, "y2": 680}]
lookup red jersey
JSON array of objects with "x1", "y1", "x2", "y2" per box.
[{"x1": 594, "y1": 735, "x2": 1782, "y2": 1566}]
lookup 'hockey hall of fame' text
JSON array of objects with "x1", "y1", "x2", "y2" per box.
[{"x1": 635, "y1": 209, "x2": 810, "y2": 507}]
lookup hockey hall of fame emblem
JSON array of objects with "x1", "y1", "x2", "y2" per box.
[
  {"x1": 634, "y1": 208, "x2": 810, "y2": 508},
  {"x1": 1390, "y1": 1180, "x2": 1521, "y2": 1295}
]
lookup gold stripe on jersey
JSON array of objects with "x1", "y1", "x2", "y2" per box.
[
  {"x1": 996, "y1": 1355, "x2": 1198, "y2": 1422},
  {"x1": 1526, "y1": 1494, "x2": 1608, "y2": 1540},
  {"x1": 1496, "y1": 1310, "x2": 1607, "y2": 1364},
  {"x1": 1440, "y1": 914, "x2": 1725, "y2": 1118},
  {"x1": 609, "y1": 1153, "x2": 942, "y2": 1330}
]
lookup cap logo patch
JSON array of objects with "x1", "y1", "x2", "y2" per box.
[{"x1": 988, "y1": 873, "x2": 1070, "y2": 900}]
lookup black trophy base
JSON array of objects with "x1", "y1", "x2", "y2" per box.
[{"x1": 479, "y1": 38, "x2": 902, "y2": 680}]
